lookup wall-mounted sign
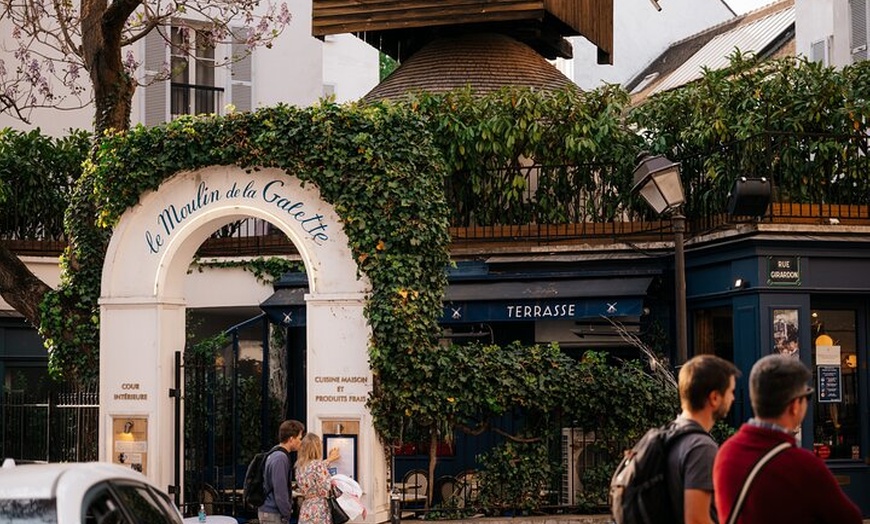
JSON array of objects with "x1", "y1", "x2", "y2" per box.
[
  {"x1": 767, "y1": 256, "x2": 801, "y2": 286},
  {"x1": 324, "y1": 434, "x2": 358, "y2": 480},
  {"x1": 818, "y1": 365, "x2": 842, "y2": 403},
  {"x1": 442, "y1": 298, "x2": 644, "y2": 323},
  {"x1": 816, "y1": 345, "x2": 841, "y2": 366},
  {"x1": 313, "y1": 375, "x2": 370, "y2": 404},
  {"x1": 112, "y1": 416, "x2": 148, "y2": 474},
  {"x1": 145, "y1": 179, "x2": 333, "y2": 255}
]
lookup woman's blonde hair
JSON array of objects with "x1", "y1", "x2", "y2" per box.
[{"x1": 295, "y1": 432, "x2": 323, "y2": 472}]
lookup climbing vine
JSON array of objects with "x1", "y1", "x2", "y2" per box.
[
  {"x1": 40, "y1": 101, "x2": 452, "y2": 397},
  {"x1": 191, "y1": 256, "x2": 305, "y2": 285}
]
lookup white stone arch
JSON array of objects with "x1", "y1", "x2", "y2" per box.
[{"x1": 99, "y1": 165, "x2": 387, "y2": 520}]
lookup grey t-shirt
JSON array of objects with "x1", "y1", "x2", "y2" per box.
[{"x1": 666, "y1": 417, "x2": 718, "y2": 524}]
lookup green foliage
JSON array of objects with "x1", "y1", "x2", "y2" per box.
[
  {"x1": 41, "y1": 101, "x2": 451, "y2": 389},
  {"x1": 379, "y1": 53, "x2": 398, "y2": 81},
  {"x1": 630, "y1": 52, "x2": 870, "y2": 148},
  {"x1": 0, "y1": 128, "x2": 90, "y2": 239},
  {"x1": 628, "y1": 53, "x2": 870, "y2": 216},
  {"x1": 401, "y1": 345, "x2": 678, "y2": 513},
  {"x1": 711, "y1": 419, "x2": 737, "y2": 444},
  {"x1": 191, "y1": 257, "x2": 306, "y2": 285},
  {"x1": 477, "y1": 440, "x2": 556, "y2": 512},
  {"x1": 407, "y1": 85, "x2": 645, "y2": 225}
]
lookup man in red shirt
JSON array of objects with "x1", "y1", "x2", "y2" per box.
[{"x1": 713, "y1": 355, "x2": 862, "y2": 524}]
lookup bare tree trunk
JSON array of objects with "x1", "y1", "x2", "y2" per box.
[{"x1": 0, "y1": 242, "x2": 51, "y2": 326}]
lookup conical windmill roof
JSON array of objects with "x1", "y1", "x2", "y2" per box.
[{"x1": 364, "y1": 33, "x2": 576, "y2": 102}]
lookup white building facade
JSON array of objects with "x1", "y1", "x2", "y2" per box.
[
  {"x1": 794, "y1": 0, "x2": 866, "y2": 67},
  {"x1": 0, "y1": 0, "x2": 379, "y2": 136},
  {"x1": 562, "y1": 0, "x2": 736, "y2": 89}
]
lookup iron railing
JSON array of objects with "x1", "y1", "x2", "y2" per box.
[
  {"x1": 171, "y1": 83, "x2": 225, "y2": 119},
  {"x1": 1, "y1": 384, "x2": 98, "y2": 463},
  {"x1": 5, "y1": 132, "x2": 870, "y2": 257}
]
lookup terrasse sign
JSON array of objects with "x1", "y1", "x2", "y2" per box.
[{"x1": 144, "y1": 178, "x2": 332, "y2": 254}]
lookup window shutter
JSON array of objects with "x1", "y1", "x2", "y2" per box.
[
  {"x1": 231, "y1": 28, "x2": 253, "y2": 113},
  {"x1": 850, "y1": 0, "x2": 868, "y2": 63},
  {"x1": 144, "y1": 27, "x2": 169, "y2": 126},
  {"x1": 811, "y1": 38, "x2": 829, "y2": 66}
]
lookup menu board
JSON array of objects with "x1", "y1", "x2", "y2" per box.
[{"x1": 818, "y1": 365, "x2": 842, "y2": 403}]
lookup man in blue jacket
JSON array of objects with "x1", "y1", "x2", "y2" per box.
[{"x1": 259, "y1": 420, "x2": 305, "y2": 524}]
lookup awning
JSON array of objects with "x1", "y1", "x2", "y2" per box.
[
  {"x1": 260, "y1": 287, "x2": 306, "y2": 327},
  {"x1": 260, "y1": 276, "x2": 653, "y2": 326},
  {"x1": 442, "y1": 277, "x2": 652, "y2": 324}
]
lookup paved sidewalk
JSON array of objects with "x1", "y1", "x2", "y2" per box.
[
  {"x1": 402, "y1": 516, "x2": 612, "y2": 524},
  {"x1": 401, "y1": 515, "x2": 870, "y2": 524}
]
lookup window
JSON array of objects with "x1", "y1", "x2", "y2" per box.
[
  {"x1": 811, "y1": 309, "x2": 860, "y2": 460},
  {"x1": 810, "y1": 37, "x2": 831, "y2": 66},
  {"x1": 111, "y1": 482, "x2": 180, "y2": 524},
  {"x1": 170, "y1": 27, "x2": 221, "y2": 118},
  {"x1": 694, "y1": 307, "x2": 733, "y2": 361},
  {"x1": 84, "y1": 485, "x2": 128, "y2": 524},
  {"x1": 851, "y1": 0, "x2": 869, "y2": 63},
  {"x1": 0, "y1": 498, "x2": 57, "y2": 523},
  {"x1": 143, "y1": 23, "x2": 252, "y2": 126}
]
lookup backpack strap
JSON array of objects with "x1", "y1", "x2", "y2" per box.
[
  {"x1": 726, "y1": 441, "x2": 792, "y2": 524},
  {"x1": 664, "y1": 420, "x2": 713, "y2": 448}
]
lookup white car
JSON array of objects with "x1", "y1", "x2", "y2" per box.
[{"x1": 0, "y1": 459, "x2": 184, "y2": 524}]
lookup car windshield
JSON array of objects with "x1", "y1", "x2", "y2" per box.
[{"x1": 0, "y1": 498, "x2": 58, "y2": 523}]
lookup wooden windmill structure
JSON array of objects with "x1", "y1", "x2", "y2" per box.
[{"x1": 312, "y1": 1, "x2": 614, "y2": 98}]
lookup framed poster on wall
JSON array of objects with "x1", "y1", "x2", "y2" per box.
[
  {"x1": 772, "y1": 308, "x2": 800, "y2": 357},
  {"x1": 323, "y1": 434, "x2": 357, "y2": 480}
]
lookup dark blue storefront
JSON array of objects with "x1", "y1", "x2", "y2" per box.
[
  {"x1": 262, "y1": 232, "x2": 870, "y2": 515},
  {"x1": 685, "y1": 229, "x2": 870, "y2": 514},
  {"x1": 262, "y1": 260, "x2": 668, "y2": 501}
]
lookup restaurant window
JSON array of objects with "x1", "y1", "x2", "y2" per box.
[
  {"x1": 811, "y1": 309, "x2": 860, "y2": 460},
  {"x1": 694, "y1": 307, "x2": 733, "y2": 361}
]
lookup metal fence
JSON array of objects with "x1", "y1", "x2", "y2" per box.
[{"x1": 1, "y1": 385, "x2": 99, "y2": 463}]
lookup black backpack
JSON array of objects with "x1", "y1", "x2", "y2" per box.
[
  {"x1": 609, "y1": 422, "x2": 708, "y2": 524},
  {"x1": 243, "y1": 445, "x2": 290, "y2": 508}
]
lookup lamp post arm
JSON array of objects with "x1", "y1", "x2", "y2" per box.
[{"x1": 672, "y1": 212, "x2": 688, "y2": 364}]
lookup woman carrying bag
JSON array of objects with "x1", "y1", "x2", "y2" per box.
[{"x1": 296, "y1": 433, "x2": 340, "y2": 524}]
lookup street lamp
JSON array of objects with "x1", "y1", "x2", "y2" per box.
[{"x1": 632, "y1": 153, "x2": 688, "y2": 364}]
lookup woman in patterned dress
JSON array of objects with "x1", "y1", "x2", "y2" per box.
[{"x1": 296, "y1": 433, "x2": 340, "y2": 524}]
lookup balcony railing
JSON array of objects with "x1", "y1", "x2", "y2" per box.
[
  {"x1": 171, "y1": 83, "x2": 224, "y2": 118},
  {"x1": 5, "y1": 132, "x2": 870, "y2": 258}
]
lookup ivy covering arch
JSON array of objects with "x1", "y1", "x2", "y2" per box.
[{"x1": 40, "y1": 101, "x2": 452, "y2": 441}]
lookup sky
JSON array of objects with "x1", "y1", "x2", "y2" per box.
[{"x1": 724, "y1": 0, "x2": 778, "y2": 14}]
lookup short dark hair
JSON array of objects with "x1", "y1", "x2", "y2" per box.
[
  {"x1": 279, "y1": 419, "x2": 304, "y2": 443},
  {"x1": 750, "y1": 355, "x2": 813, "y2": 418},
  {"x1": 679, "y1": 354, "x2": 741, "y2": 411}
]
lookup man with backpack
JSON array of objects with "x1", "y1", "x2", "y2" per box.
[
  {"x1": 258, "y1": 419, "x2": 305, "y2": 524},
  {"x1": 667, "y1": 354, "x2": 739, "y2": 524},
  {"x1": 610, "y1": 354, "x2": 739, "y2": 524},
  {"x1": 713, "y1": 355, "x2": 861, "y2": 524}
]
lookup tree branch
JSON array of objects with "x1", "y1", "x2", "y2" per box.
[
  {"x1": 103, "y1": 0, "x2": 141, "y2": 35},
  {"x1": 0, "y1": 242, "x2": 52, "y2": 327},
  {"x1": 0, "y1": 94, "x2": 33, "y2": 123}
]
